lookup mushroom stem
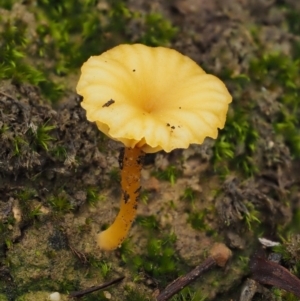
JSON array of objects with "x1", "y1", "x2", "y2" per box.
[{"x1": 97, "y1": 147, "x2": 144, "y2": 250}]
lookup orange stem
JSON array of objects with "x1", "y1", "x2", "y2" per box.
[{"x1": 97, "y1": 147, "x2": 144, "y2": 250}]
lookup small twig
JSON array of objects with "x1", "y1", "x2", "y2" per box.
[
  {"x1": 156, "y1": 243, "x2": 231, "y2": 301},
  {"x1": 68, "y1": 276, "x2": 125, "y2": 299},
  {"x1": 156, "y1": 257, "x2": 216, "y2": 301},
  {"x1": 69, "y1": 244, "x2": 88, "y2": 264},
  {"x1": 250, "y1": 256, "x2": 300, "y2": 298}
]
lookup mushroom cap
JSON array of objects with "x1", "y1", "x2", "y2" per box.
[{"x1": 77, "y1": 44, "x2": 232, "y2": 153}]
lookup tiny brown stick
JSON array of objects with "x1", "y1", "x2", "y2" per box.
[
  {"x1": 156, "y1": 257, "x2": 216, "y2": 301},
  {"x1": 69, "y1": 244, "x2": 88, "y2": 264},
  {"x1": 250, "y1": 256, "x2": 300, "y2": 298},
  {"x1": 156, "y1": 243, "x2": 231, "y2": 301},
  {"x1": 68, "y1": 276, "x2": 125, "y2": 299}
]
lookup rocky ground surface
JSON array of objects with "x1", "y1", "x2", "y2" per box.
[{"x1": 0, "y1": 1, "x2": 300, "y2": 301}]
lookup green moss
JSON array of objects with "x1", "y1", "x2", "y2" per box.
[
  {"x1": 136, "y1": 215, "x2": 159, "y2": 230},
  {"x1": 29, "y1": 121, "x2": 56, "y2": 151},
  {"x1": 271, "y1": 287, "x2": 300, "y2": 301},
  {"x1": 86, "y1": 187, "x2": 98, "y2": 206},
  {"x1": 187, "y1": 211, "x2": 212, "y2": 233},
  {"x1": 1, "y1": 0, "x2": 178, "y2": 105},
  {"x1": 34, "y1": 0, "x2": 106, "y2": 69},
  {"x1": 99, "y1": 261, "x2": 112, "y2": 278},
  {"x1": 281, "y1": 292, "x2": 299, "y2": 301},
  {"x1": 130, "y1": 232, "x2": 181, "y2": 286},
  {"x1": 212, "y1": 108, "x2": 259, "y2": 177},
  {"x1": 181, "y1": 187, "x2": 197, "y2": 204},
  {"x1": 169, "y1": 287, "x2": 207, "y2": 301},
  {"x1": 51, "y1": 145, "x2": 67, "y2": 161},
  {"x1": 243, "y1": 201, "x2": 261, "y2": 231},
  {"x1": 0, "y1": 19, "x2": 41, "y2": 82},
  {"x1": 282, "y1": 209, "x2": 300, "y2": 235},
  {"x1": 117, "y1": 238, "x2": 133, "y2": 263},
  {"x1": 9, "y1": 276, "x2": 74, "y2": 300},
  {"x1": 12, "y1": 136, "x2": 28, "y2": 157},
  {"x1": 213, "y1": 40, "x2": 300, "y2": 176},
  {"x1": 0, "y1": 223, "x2": 8, "y2": 240},
  {"x1": 17, "y1": 188, "x2": 37, "y2": 202},
  {"x1": 107, "y1": 1, "x2": 135, "y2": 36},
  {"x1": 0, "y1": 295, "x2": 8, "y2": 301},
  {"x1": 138, "y1": 12, "x2": 178, "y2": 46},
  {"x1": 0, "y1": 16, "x2": 62, "y2": 102},
  {"x1": 34, "y1": 0, "x2": 177, "y2": 92},
  {"x1": 140, "y1": 189, "x2": 149, "y2": 204},
  {"x1": 86, "y1": 187, "x2": 104, "y2": 206},
  {"x1": 283, "y1": 5, "x2": 300, "y2": 36},
  {"x1": 108, "y1": 167, "x2": 121, "y2": 184},
  {"x1": 48, "y1": 193, "x2": 73, "y2": 213},
  {"x1": 0, "y1": 124, "x2": 9, "y2": 134},
  {"x1": 153, "y1": 165, "x2": 180, "y2": 185},
  {"x1": 272, "y1": 235, "x2": 300, "y2": 278},
  {"x1": 0, "y1": 0, "x2": 13, "y2": 10},
  {"x1": 15, "y1": 189, "x2": 45, "y2": 225},
  {"x1": 238, "y1": 256, "x2": 250, "y2": 273},
  {"x1": 249, "y1": 52, "x2": 300, "y2": 158}
]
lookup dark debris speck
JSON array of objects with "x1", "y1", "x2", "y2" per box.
[{"x1": 48, "y1": 229, "x2": 68, "y2": 250}]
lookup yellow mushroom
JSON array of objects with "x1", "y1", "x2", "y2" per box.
[{"x1": 76, "y1": 44, "x2": 232, "y2": 251}]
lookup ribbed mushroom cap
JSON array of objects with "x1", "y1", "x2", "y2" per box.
[{"x1": 77, "y1": 44, "x2": 232, "y2": 153}]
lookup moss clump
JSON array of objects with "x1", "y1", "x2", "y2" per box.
[
  {"x1": 0, "y1": 295, "x2": 8, "y2": 301},
  {"x1": 271, "y1": 234, "x2": 300, "y2": 300},
  {"x1": 187, "y1": 210, "x2": 213, "y2": 234},
  {"x1": 28, "y1": 122, "x2": 56, "y2": 151},
  {"x1": 170, "y1": 287, "x2": 207, "y2": 301},
  {"x1": 86, "y1": 187, "x2": 104, "y2": 206},
  {"x1": 48, "y1": 193, "x2": 74, "y2": 213},
  {"x1": 0, "y1": 15, "x2": 63, "y2": 102},
  {"x1": 212, "y1": 107, "x2": 259, "y2": 177},
  {"x1": 153, "y1": 165, "x2": 181, "y2": 185},
  {"x1": 136, "y1": 215, "x2": 159, "y2": 230},
  {"x1": 250, "y1": 52, "x2": 300, "y2": 158},
  {"x1": 130, "y1": 232, "x2": 181, "y2": 286},
  {"x1": 1, "y1": 1, "x2": 178, "y2": 104},
  {"x1": 138, "y1": 12, "x2": 178, "y2": 46},
  {"x1": 0, "y1": 18, "x2": 45, "y2": 85}
]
